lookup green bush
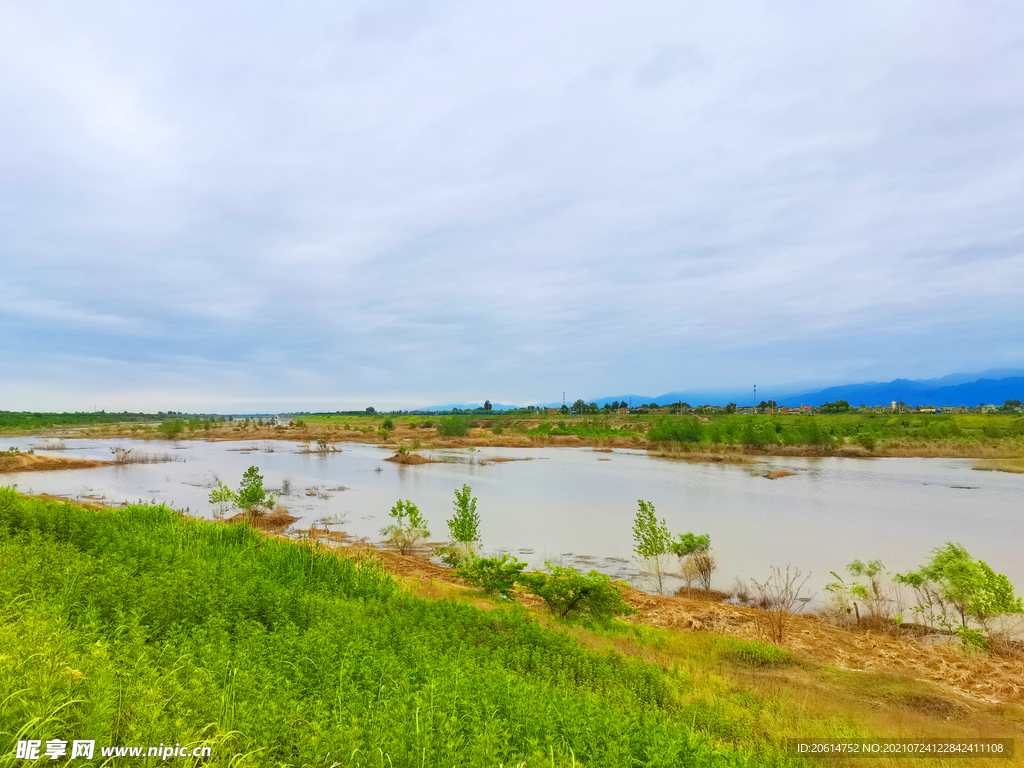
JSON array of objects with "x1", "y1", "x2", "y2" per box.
[
  {"x1": 437, "y1": 416, "x2": 469, "y2": 437},
  {"x1": 721, "y1": 639, "x2": 794, "y2": 668},
  {"x1": 381, "y1": 499, "x2": 430, "y2": 555},
  {"x1": 519, "y1": 564, "x2": 636, "y2": 621},
  {"x1": 382, "y1": 418, "x2": 395, "y2": 430},
  {"x1": 157, "y1": 418, "x2": 185, "y2": 438},
  {"x1": 458, "y1": 554, "x2": 526, "y2": 596}
]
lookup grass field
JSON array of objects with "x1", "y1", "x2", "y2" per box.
[
  {"x1": 0, "y1": 489, "x2": 799, "y2": 767},
  {"x1": 3, "y1": 490, "x2": 1022, "y2": 767}
]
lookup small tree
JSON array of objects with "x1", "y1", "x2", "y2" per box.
[
  {"x1": 381, "y1": 499, "x2": 430, "y2": 555},
  {"x1": 669, "y1": 532, "x2": 714, "y2": 591},
  {"x1": 208, "y1": 480, "x2": 236, "y2": 521},
  {"x1": 633, "y1": 500, "x2": 673, "y2": 594},
  {"x1": 896, "y1": 543, "x2": 1023, "y2": 638},
  {"x1": 438, "y1": 484, "x2": 480, "y2": 566},
  {"x1": 236, "y1": 465, "x2": 277, "y2": 517},
  {"x1": 484, "y1": 400, "x2": 492, "y2": 411}
]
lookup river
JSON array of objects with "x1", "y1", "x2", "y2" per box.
[{"x1": 3, "y1": 436, "x2": 1022, "y2": 597}]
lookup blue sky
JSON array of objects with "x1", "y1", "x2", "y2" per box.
[{"x1": 2, "y1": 2, "x2": 1023, "y2": 412}]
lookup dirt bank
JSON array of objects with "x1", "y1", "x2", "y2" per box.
[
  {"x1": 0, "y1": 453, "x2": 114, "y2": 473},
  {"x1": 12, "y1": 420, "x2": 1024, "y2": 463},
  {"x1": 226, "y1": 506, "x2": 298, "y2": 535},
  {"x1": 384, "y1": 451, "x2": 441, "y2": 465},
  {"x1": 297, "y1": 528, "x2": 1024, "y2": 707}
]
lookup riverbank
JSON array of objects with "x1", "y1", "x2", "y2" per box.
[
  {"x1": 309, "y1": 525, "x2": 1024, "y2": 709},
  {"x1": 9, "y1": 419, "x2": 1024, "y2": 465},
  {"x1": 0, "y1": 451, "x2": 113, "y2": 473},
  {"x1": 3, "y1": 489, "x2": 1021, "y2": 766}
]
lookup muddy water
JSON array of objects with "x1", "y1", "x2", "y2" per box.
[{"x1": 3, "y1": 436, "x2": 1022, "y2": 596}]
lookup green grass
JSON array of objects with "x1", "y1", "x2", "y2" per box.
[
  {"x1": 0, "y1": 489, "x2": 796, "y2": 767},
  {"x1": 644, "y1": 412, "x2": 1024, "y2": 447}
]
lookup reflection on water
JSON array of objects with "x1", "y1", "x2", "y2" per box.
[{"x1": 3, "y1": 436, "x2": 1022, "y2": 595}]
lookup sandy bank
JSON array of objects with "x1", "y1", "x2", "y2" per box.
[{"x1": 0, "y1": 453, "x2": 114, "y2": 473}]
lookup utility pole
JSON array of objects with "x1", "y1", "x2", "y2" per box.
[{"x1": 753, "y1": 384, "x2": 756, "y2": 408}]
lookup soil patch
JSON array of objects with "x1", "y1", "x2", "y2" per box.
[
  {"x1": 384, "y1": 451, "x2": 440, "y2": 465},
  {"x1": 479, "y1": 457, "x2": 534, "y2": 464},
  {"x1": 227, "y1": 507, "x2": 298, "y2": 535},
  {"x1": 21, "y1": 493, "x2": 108, "y2": 511},
  {"x1": 0, "y1": 453, "x2": 114, "y2": 473},
  {"x1": 766, "y1": 470, "x2": 797, "y2": 480}
]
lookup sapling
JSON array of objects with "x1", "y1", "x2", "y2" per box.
[
  {"x1": 381, "y1": 499, "x2": 430, "y2": 555},
  {"x1": 632, "y1": 500, "x2": 672, "y2": 594},
  {"x1": 439, "y1": 484, "x2": 480, "y2": 566}
]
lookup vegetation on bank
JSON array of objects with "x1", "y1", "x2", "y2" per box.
[{"x1": 0, "y1": 489, "x2": 804, "y2": 768}]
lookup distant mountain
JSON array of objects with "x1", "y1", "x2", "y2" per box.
[
  {"x1": 554, "y1": 371, "x2": 1024, "y2": 410},
  {"x1": 778, "y1": 376, "x2": 1024, "y2": 408}
]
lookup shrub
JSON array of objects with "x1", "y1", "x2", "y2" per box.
[
  {"x1": 381, "y1": 499, "x2": 430, "y2": 555},
  {"x1": 157, "y1": 418, "x2": 185, "y2": 438},
  {"x1": 748, "y1": 565, "x2": 814, "y2": 646},
  {"x1": 382, "y1": 418, "x2": 395, "y2": 430},
  {"x1": 692, "y1": 549, "x2": 718, "y2": 591},
  {"x1": 437, "y1": 416, "x2": 469, "y2": 437},
  {"x1": 519, "y1": 564, "x2": 636, "y2": 620},
  {"x1": 458, "y1": 554, "x2": 526, "y2": 596},
  {"x1": 895, "y1": 543, "x2": 1023, "y2": 637}
]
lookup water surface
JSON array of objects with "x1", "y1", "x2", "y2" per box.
[{"x1": 4, "y1": 436, "x2": 1022, "y2": 596}]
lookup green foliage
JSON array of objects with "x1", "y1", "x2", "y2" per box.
[
  {"x1": 896, "y1": 543, "x2": 1023, "y2": 633},
  {"x1": 381, "y1": 499, "x2": 430, "y2": 555},
  {"x1": 633, "y1": 500, "x2": 672, "y2": 560},
  {"x1": 436, "y1": 415, "x2": 469, "y2": 437},
  {"x1": 235, "y1": 465, "x2": 276, "y2": 513},
  {"x1": 519, "y1": 564, "x2": 636, "y2": 620},
  {"x1": 207, "y1": 481, "x2": 237, "y2": 519},
  {"x1": 670, "y1": 533, "x2": 710, "y2": 558},
  {"x1": 0, "y1": 488, "x2": 780, "y2": 768},
  {"x1": 382, "y1": 417, "x2": 395, "y2": 430},
  {"x1": 721, "y1": 639, "x2": 795, "y2": 669},
  {"x1": 0, "y1": 411, "x2": 165, "y2": 430},
  {"x1": 457, "y1": 554, "x2": 526, "y2": 596},
  {"x1": 646, "y1": 418, "x2": 703, "y2": 443},
  {"x1": 633, "y1": 500, "x2": 674, "y2": 594},
  {"x1": 157, "y1": 418, "x2": 185, "y2": 438},
  {"x1": 447, "y1": 484, "x2": 480, "y2": 544}
]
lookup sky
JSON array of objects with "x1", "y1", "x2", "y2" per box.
[{"x1": 2, "y1": 1, "x2": 1023, "y2": 412}]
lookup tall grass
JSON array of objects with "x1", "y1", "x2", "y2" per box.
[{"x1": 0, "y1": 489, "x2": 793, "y2": 767}]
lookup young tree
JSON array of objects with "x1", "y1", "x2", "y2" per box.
[
  {"x1": 208, "y1": 480, "x2": 237, "y2": 521},
  {"x1": 484, "y1": 400, "x2": 492, "y2": 411},
  {"x1": 439, "y1": 484, "x2": 481, "y2": 565},
  {"x1": 632, "y1": 500, "x2": 673, "y2": 594},
  {"x1": 670, "y1": 533, "x2": 715, "y2": 590},
  {"x1": 236, "y1": 465, "x2": 277, "y2": 517},
  {"x1": 896, "y1": 543, "x2": 1023, "y2": 633},
  {"x1": 381, "y1": 499, "x2": 430, "y2": 554}
]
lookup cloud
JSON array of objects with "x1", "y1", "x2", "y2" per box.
[{"x1": 1, "y1": 1, "x2": 1023, "y2": 411}]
